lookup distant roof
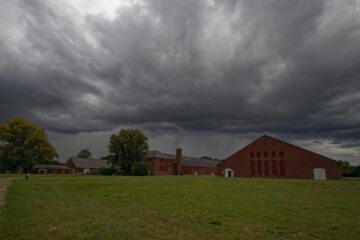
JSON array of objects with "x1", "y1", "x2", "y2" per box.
[
  {"x1": 68, "y1": 158, "x2": 109, "y2": 169},
  {"x1": 147, "y1": 151, "x2": 177, "y2": 160},
  {"x1": 34, "y1": 164, "x2": 71, "y2": 170},
  {"x1": 147, "y1": 150, "x2": 220, "y2": 168}
]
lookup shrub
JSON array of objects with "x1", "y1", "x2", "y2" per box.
[
  {"x1": 99, "y1": 167, "x2": 116, "y2": 175},
  {"x1": 131, "y1": 163, "x2": 149, "y2": 176},
  {"x1": 115, "y1": 168, "x2": 126, "y2": 175},
  {"x1": 339, "y1": 161, "x2": 360, "y2": 177}
]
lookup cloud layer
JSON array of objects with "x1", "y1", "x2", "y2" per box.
[{"x1": 1, "y1": 0, "x2": 360, "y2": 163}]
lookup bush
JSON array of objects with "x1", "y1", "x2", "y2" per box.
[
  {"x1": 114, "y1": 168, "x2": 126, "y2": 175},
  {"x1": 131, "y1": 163, "x2": 149, "y2": 176},
  {"x1": 339, "y1": 161, "x2": 360, "y2": 177},
  {"x1": 99, "y1": 167, "x2": 116, "y2": 175}
]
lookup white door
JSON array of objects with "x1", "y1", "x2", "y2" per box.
[
  {"x1": 225, "y1": 168, "x2": 234, "y2": 178},
  {"x1": 313, "y1": 168, "x2": 326, "y2": 180}
]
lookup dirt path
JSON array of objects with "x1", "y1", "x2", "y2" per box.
[{"x1": 0, "y1": 178, "x2": 16, "y2": 208}]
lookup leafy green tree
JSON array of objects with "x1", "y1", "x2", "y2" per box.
[
  {"x1": 0, "y1": 118, "x2": 58, "y2": 172},
  {"x1": 353, "y1": 166, "x2": 360, "y2": 177},
  {"x1": 338, "y1": 160, "x2": 360, "y2": 177},
  {"x1": 108, "y1": 129, "x2": 149, "y2": 175},
  {"x1": 339, "y1": 160, "x2": 354, "y2": 176},
  {"x1": 76, "y1": 149, "x2": 92, "y2": 158},
  {"x1": 101, "y1": 155, "x2": 111, "y2": 161},
  {"x1": 131, "y1": 163, "x2": 150, "y2": 176}
]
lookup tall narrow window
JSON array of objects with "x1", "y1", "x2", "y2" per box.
[
  {"x1": 250, "y1": 152, "x2": 254, "y2": 158},
  {"x1": 272, "y1": 160, "x2": 278, "y2": 176},
  {"x1": 271, "y1": 151, "x2": 276, "y2": 158},
  {"x1": 257, "y1": 160, "x2": 262, "y2": 175},
  {"x1": 264, "y1": 160, "x2": 269, "y2": 175},
  {"x1": 264, "y1": 151, "x2": 268, "y2": 158},
  {"x1": 280, "y1": 159, "x2": 286, "y2": 176},
  {"x1": 257, "y1": 152, "x2": 261, "y2": 158},
  {"x1": 250, "y1": 161, "x2": 256, "y2": 175},
  {"x1": 279, "y1": 151, "x2": 284, "y2": 157}
]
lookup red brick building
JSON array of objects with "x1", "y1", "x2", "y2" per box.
[
  {"x1": 32, "y1": 164, "x2": 73, "y2": 174},
  {"x1": 145, "y1": 149, "x2": 219, "y2": 176},
  {"x1": 217, "y1": 135, "x2": 342, "y2": 180},
  {"x1": 66, "y1": 157, "x2": 109, "y2": 174}
]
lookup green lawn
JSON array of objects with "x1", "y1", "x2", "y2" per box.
[
  {"x1": 0, "y1": 175, "x2": 359, "y2": 240},
  {"x1": 0, "y1": 173, "x2": 20, "y2": 179}
]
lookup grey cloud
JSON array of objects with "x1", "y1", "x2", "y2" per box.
[{"x1": 0, "y1": 0, "x2": 360, "y2": 163}]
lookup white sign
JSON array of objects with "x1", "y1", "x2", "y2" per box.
[{"x1": 313, "y1": 168, "x2": 326, "y2": 180}]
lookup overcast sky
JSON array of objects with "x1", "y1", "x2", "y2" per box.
[{"x1": 0, "y1": 0, "x2": 360, "y2": 164}]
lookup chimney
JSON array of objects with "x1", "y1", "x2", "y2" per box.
[{"x1": 176, "y1": 148, "x2": 182, "y2": 175}]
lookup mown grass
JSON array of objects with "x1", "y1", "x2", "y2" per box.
[
  {"x1": 0, "y1": 173, "x2": 21, "y2": 179},
  {"x1": 0, "y1": 175, "x2": 359, "y2": 240}
]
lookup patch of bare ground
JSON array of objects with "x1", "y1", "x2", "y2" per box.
[{"x1": 0, "y1": 178, "x2": 15, "y2": 208}]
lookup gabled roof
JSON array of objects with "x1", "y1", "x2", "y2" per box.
[
  {"x1": 182, "y1": 156, "x2": 220, "y2": 168},
  {"x1": 68, "y1": 157, "x2": 109, "y2": 169},
  {"x1": 34, "y1": 164, "x2": 71, "y2": 170},
  {"x1": 147, "y1": 150, "x2": 220, "y2": 168},
  {"x1": 147, "y1": 151, "x2": 176, "y2": 160},
  {"x1": 261, "y1": 135, "x2": 337, "y2": 162},
  {"x1": 222, "y1": 135, "x2": 337, "y2": 163}
]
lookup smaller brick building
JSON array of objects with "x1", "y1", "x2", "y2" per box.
[
  {"x1": 66, "y1": 157, "x2": 109, "y2": 174},
  {"x1": 217, "y1": 135, "x2": 342, "y2": 180},
  {"x1": 145, "y1": 149, "x2": 219, "y2": 176},
  {"x1": 32, "y1": 164, "x2": 73, "y2": 174}
]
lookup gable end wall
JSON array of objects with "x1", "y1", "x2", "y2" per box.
[{"x1": 217, "y1": 136, "x2": 341, "y2": 179}]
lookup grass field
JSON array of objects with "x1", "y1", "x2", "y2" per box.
[{"x1": 0, "y1": 175, "x2": 359, "y2": 240}]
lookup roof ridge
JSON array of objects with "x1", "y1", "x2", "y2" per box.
[
  {"x1": 220, "y1": 135, "x2": 337, "y2": 164},
  {"x1": 262, "y1": 135, "x2": 337, "y2": 162}
]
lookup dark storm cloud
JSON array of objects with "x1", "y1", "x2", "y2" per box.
[{"x1": 0, "y1": 0, "x2": 360, "y2": 161}]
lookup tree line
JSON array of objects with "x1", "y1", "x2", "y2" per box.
[
  {"x1": 1, "y1": 118, "x2": 359, "y2": 177},
  {"x1": 0, "y1": 118, "x2": 149, "y2": 175},
  {"x1": 338, "y1": 160, "x2": 360, "y2": 177}
]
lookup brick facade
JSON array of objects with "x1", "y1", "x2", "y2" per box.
[
  {"x1": 32, "y1": 164, "x2": 73, "y2": 174},
  {"x1": 146, "y1": 149, "x2": 218, "y2": 176},
  {"x1": 144, "y1": 158, "x2": 176, "y2": 176},
  {"x1": 217, "y1": 135, "x2": 342, "y2": 180}
]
